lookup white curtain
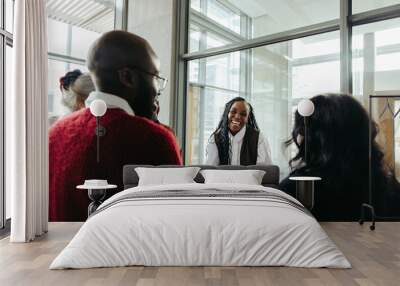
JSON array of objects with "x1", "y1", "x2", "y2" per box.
[{"x1": 9, "y1": 0, "x2": 48, "y2": 242}]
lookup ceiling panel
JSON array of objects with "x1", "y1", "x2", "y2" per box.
[{"x1": 46, "y1": 0, "x2": 115, "y2": 33}]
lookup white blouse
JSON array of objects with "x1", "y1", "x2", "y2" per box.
[{"x1": 205, "y1": 126, "x2": 272, "y2": 165}]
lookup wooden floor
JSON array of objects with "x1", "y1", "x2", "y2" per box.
[{"x1": 0, "y1": 222, "x2": 399, "y2": 286}]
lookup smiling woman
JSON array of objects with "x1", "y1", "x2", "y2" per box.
[{"x1": 205, "y1": 97, "x2": 272, "y2": 166}]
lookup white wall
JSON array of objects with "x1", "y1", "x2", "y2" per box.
[{"x1": 127, "y1": 0, "x2": 175, "y2": 125}]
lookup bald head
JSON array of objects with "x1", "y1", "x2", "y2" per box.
[
  {"x1": 87, "y1": 31, "x2": 160, "y2": 118},
  {"x1": 88, "y1": 30, "x2": 158, "y2": 74}
]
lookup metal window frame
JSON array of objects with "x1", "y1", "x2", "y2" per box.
[
  {"x1": 114, "y1": 0, "x2": 128, "y2": 30},
  {"x1": 174, "y1": 0, "x2": 400, "y2": 164},
  {"x1": 1, "y1": 0, "x2": 14, "y2": 231},
  {"x1": 0, "y1": 18, "x2": 4, "y2": 230},
  {"x1": 340, "y1": 0, "x2": 352, "y2": 94},
  {"x1": 182, "y1": 19, "x2": 340, "y2": 61},
  {"x1": 351, "y1": 4, "x2": 400, "y2": 26},
  {"x1": 172, "y1": 0, "x2": 189, "y2": 160},
  {"x1": 48, "y1": 52, "x2": 86, "y2": 65}
]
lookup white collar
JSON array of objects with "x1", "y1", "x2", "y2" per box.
[
  {"x1": 229, "y1": 125, "x2": 246, "y2": 142},
  {"x1": 85, "y1": 91, "x2": 135, "y2": 116}
]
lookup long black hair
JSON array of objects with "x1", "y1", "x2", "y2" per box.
[
  {"x1": 211, "y1": 97, "x2": 259, "y2": 164},
  {"x1": 286, "y1": 94, "x2": 390, "y2": 193}
]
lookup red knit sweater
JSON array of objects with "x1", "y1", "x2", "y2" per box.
[{"x1": 49, "y1": 108, "x2": 182, "y2": 221}]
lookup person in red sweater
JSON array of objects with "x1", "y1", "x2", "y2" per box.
[{"x1": 49, "y1": 31, "x2": 182, "y2": 222}]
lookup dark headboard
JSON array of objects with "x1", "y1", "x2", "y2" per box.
[{"x1": 123, "y1": 165, "x2": 280, "y2": 189}]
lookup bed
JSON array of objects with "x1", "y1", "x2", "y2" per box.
[{"x1": 50, "y1": 165, "x2": 350, "y2": 269}]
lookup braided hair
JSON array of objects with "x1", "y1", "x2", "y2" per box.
[{"x1": 211, "y1": 97, "x2": 259, "y2": 164}]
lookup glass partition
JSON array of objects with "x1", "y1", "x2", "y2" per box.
[
  {"x1": 353, "y1": 0, "x2": 400, "y2": 14},
  {"x1": 189, "y1": 0, "x2": 339, "y2": 53},
  {"x1": 186, "y1": 31, "x2": 340, "y2": 177}
]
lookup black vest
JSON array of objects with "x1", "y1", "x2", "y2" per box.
[{"x1": 215, "y1": 128, "x2": 259, "y2": 165}]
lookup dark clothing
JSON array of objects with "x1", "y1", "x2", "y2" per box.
[
  {"x1": 280, "y1": 171, "x2": 363, "y2": 221},
  {"x1": 240, "y1": 128, "x2": 260, "y2": 166},
  {"x1": 215, "y1": 128, "x2": 259, "y2": 165},
  {"x1": 279, "y1": 169, "x2": 400, "y2": 221}
]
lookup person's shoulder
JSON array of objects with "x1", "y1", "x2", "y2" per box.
[
  {"x1": 118, "y1": 113, "x2": 169, "y2": 133},
  {"x1": 110, "y1": 112, "x2": 176, "y2": 141},
  {"x1": 49, "y1": 109, "x2": 90, "y2": 136},
  {"x1": 148, "y1": 120, "x2": 175, "y2": 139},
  {"x1": 159, "y1": 123, "x2": 175, "y2": 135},
  {"x1": 208, "y1": 129, "x2": 221, "y2": 144},
  {"x1": 208, "y1": 133, "x2": 216, "y2": 144}
]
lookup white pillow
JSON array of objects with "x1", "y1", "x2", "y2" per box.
[
  {"x1": 200, "y1": 169, "x2": 266, "y2": 185},
  {"x1": 135, "y1": 167, "x2": 201, "y2": 186}
]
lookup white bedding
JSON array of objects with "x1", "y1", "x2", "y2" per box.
[{"x1": 50, "y1": 183, "x2": 351, "y2": 269}]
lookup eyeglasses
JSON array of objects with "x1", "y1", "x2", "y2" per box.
[{"x1": 126, "y1": 66, "x2": 168, "y2": 95}]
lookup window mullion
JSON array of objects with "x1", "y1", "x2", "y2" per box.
[{"x1": 340, "y1": 0, "x2": 352, "y2": 94}]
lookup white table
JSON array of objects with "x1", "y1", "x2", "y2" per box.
[
  {"x1": 289, "y1": 176, "x2": 321, "y2": 210},
  {"x1": 76, "y1": 184, "x2": 117, "y2": 217}
]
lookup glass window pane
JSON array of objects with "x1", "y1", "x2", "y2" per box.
[
  {"x1": 189, "y1": 26, "x2": 201, "y2": 53},
  {"x1": 47, "y1": 19, "x2": 69, "y2": 55},
  {"x1": 292, "y1": 61, "x2": 340, "y2": 99},
  {"x1": 352, "y1": 18, "x2": 400, "y2": 101},
  {"x1": 70, "y1": 63, "x2": 88, "y2": 72},
  {"x1": 189, "y1": 0, "x2": 243, "y2": 53},
  {"x1": 291, "y1": 32, "x2": 340, "y2": 99},
  {"x1": 70, "y1": 26, "x2": 101, "y2": 59},
  {"x1": 191, "y1": 0, "x2": 201, "y2": 12},
  {"x1": 189, "y1": 0, "x2": 339, "y2": 51},
  {"x1": 186, "y1": 31, "x2": 340, "y2": 175},
  {"x1": 251, "y1": 0, "x2": 339, "y2": 38},
  {"x1": 189, "y1": 60, "x2": 200, "y2": 83},
  {"x1": 292, "y1": 33, "x2": 340, "y2": 58},
  {"x1": 205, "y1": 52, "x2": 240, "y2": 90},
  {"x1": 48, "y1": 59, "x2": 69, "y2": 122},
  {"x1": 190, "y1": 0, "x2": 241, "y2": 34},
  {"x1": 5, "y1": 0, "x2": 14, "y2": 33},
  {"x1": 189, "y1": 24, "x2": 232, "y2": 53},
  {"x1": 252, "y1": 32, "x2": 340, "y2": 173},
  {"x1": 353, "y1": 0, "x2": 400, "y2": 14},
  {"x1": 206, "y1": 0, "x2": 241, "y2": 34}
]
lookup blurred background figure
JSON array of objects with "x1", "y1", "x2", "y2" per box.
[
  {"x1": 279, "y1": 94, "x2": 400, "y2": 220},
  {"x1": 60, "y1": 70, "x2": 95, "y2": 112},
  {"x1": 49, "y1": 70, "x2": 95, "y2": 126}
]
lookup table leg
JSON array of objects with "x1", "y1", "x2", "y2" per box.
[
  {"x1": 87, "y1": 189, "x2": 106, "y2": 217},
  {"x1": 296, "y1": 181, "x2": 315, "y2": 210}
]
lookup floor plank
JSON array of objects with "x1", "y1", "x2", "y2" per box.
[{"x1": 0, "y1": 222, "x2": 399, "y2": 286}]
